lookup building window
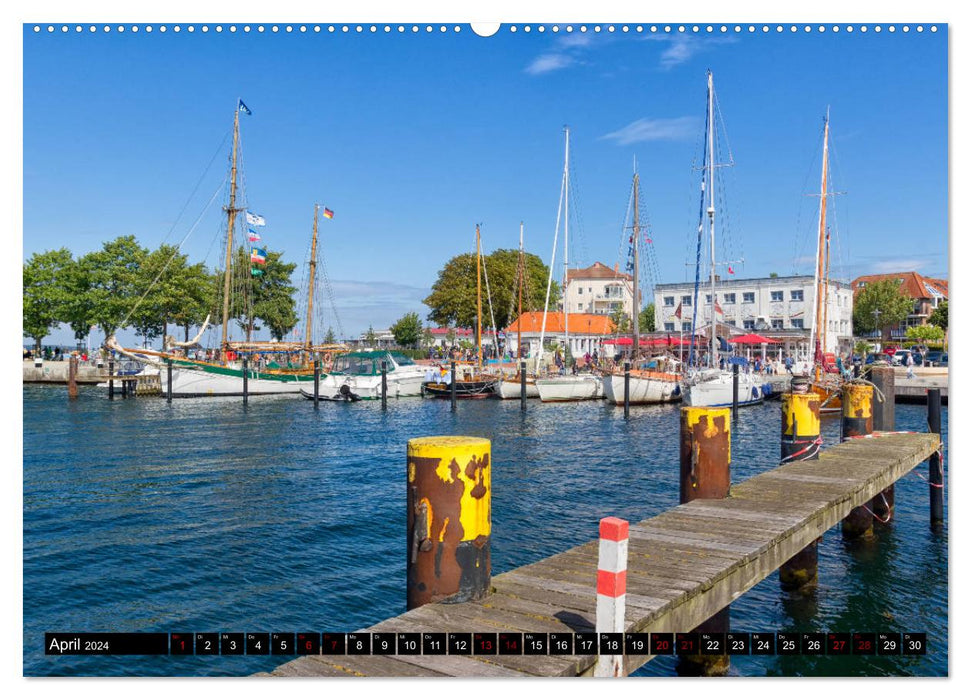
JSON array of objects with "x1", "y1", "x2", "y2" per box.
[
  {"x1": 578, "y1": 287, "x2": 583, "y2": 295},
  {"x1": 791, "y1": 319, "x2": 804, "y2": 329},
  {"x1": 723, "y1": 293, "x2": 736, "y2": 304},
  {"x1": 770, "y1": 291, "x2": 784, "y2": 302},
  {"x1": 771, "y1": 319, "x2": 784, "y2": 330},
  {"x1": 578, "y1": 304, "x2": 583, "y2": 311},
  {"x1": 681, "y1": 295, "x2": 692, "y2": 306},
  {"x1": 682, "y1": 322, "x2": 692, "y2": 332},
  {"x1": 743, "y1": 320, "x2": 755, "y2": 330},
  {"x1": 664, "y1": 322, "x2": 675, "y2": 331},
  {"x1": 743, "y1": 292, "x2": 755, "y2": 303},
  {"x1": 663, "y1": 296, "x2": 675, "y2": 307},
  {"x1": 790, "y1": 290, "x2": 804, "y2": 301}
]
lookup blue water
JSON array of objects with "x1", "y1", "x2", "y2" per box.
[{"x1": 22, "y1": 386, "x2": 947, "y2": 676}]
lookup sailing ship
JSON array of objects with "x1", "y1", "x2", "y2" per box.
[
  {"x1": 534, "y1": 126, "x2": 604, "y2": 403},
  {"x1": 805, "y1": 111, "x2": 844, "y2": 414},
  {"x1": 422, "y1": 224, "x2": 497, "y2": 399},
  {"x1": 496, "y1": 222, "x2": 540, "y2": 399},
  {"x1": 603, "y1": 167, "x2": 681, "y2": 405},
  {"x1": 682, "y1": 72, "x2": 764, "y2": 408},
  {"x1": 106, "y1": 102, "x2": 342, "y2": 396}
]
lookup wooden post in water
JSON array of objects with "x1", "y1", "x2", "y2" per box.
[
  {"x1": 242, "y1": 357, "x2": 249, "y2": 405},
  {"x1": 67, "y1": 355, "x2": 78, "y2": 399},
  {"x1": 928, "y1": 388, "x2": 944, "y2": 528},
  {"x1": 121, "y1": 370, "x2": 128, "y2": 398},
  {"x1": 381, "y1": 360, "x2": 388, "y2": 410},
  {"x1": 779, "y1": 390, "x2": 821, "y2": 591},
  {"x1": 313, "y1": 358, "x2": 320, "y2": 408},
  {"x1": 732, "y1": 362, "x2": 739, "y2": 419},
  {"x1": 108, "y1": 358, "x2": 115, "y2": 399},
  {"x1": 520, "y1": 360, "x2": 526, "y2": 411},
  {"x1": 450, "y1": 361, "x2": 457, "y2": 412},
  {"x1": 678, "y1": 407, "x2": 730, "y2": 676},
  {"x1": 166, "y1": 358, "x2": 173, "y2": 403},
  {"x1": 841, "y1": 382, "x2": 874, "y2": 539},
  {"x1": 594, "y1": 517, "x2": 629, "y2": 677},
  {"x1": 870, "y1": 365, "x2": 895, "y2": 520},
  {"x1": 406, "y1": 436, "x2": 491, "y2": 609},
  {"x1": 623, "y1": 361, "x2": 630, "y2": 419}
]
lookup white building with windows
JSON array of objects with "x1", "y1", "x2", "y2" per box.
[
  {"x1": 653, "y1": 275, "x2": 854, "y2": 357},
  {"x1": 563, "y1": 262, "x2": 639, "y2": 319}
]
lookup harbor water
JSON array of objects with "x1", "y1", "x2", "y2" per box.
[{"x1": 23, "y1": 385, "x2": 948, "y2": 676}]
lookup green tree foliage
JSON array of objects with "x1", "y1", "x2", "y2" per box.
[
  {"x1": 391, "y1": 312, "x2": 423, "y2": 348},
  {"x1": 928, "y1": 300, "x2": 948, "y2": 331},
  {"x1": 423, "y1": 249, "x2": 558, "y2": 331},
  {"x1": 852, "y1": 280, "x2": 913, "y2": 338},
  {"x1": 23, "y1": 248, "x2": 74, "y2": 351},
  {"x1": 421, "y1": 326, "x2": 434, "y2": 348},
  {"x1": 365, "y1": 325, "x2": 376, "y2": 344},
  {"x1": 77, "y1": 236, "x2": 148, "y2": 339},
  {"x1": 905, "y1": 324, "x2": 945, "y2": 342},
  {"x1": 323, "y1": 326, "x2": 336, "y2": 344},
  {"x1": 610, "y1": 306, "x2": 630, "y2": 334},
  {"x1": 216, "y1": 247, "x2": 298, "y2": 341},
  {"x1": 639, "y1": 303, "x2": 656, "y2": 333}
]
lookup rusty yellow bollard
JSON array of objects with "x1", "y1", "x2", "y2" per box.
[
  {"x1": 779, "y1": 391, "x2": 822, "y2": 591},
  {"x1": 407, "y1": 436, "x2": 491, "y2": 609},
  {"x1": 841, "y1": 383, "x2": 874, "y2": 540}
]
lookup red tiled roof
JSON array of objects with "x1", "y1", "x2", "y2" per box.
[
  {"x1": 851, "y1": 272, "x2": 949, "y2": 300},
  {"x1": 565, "y1": 261, "x2": 632, "y2": 282},
  {"x1": 506, "y1": 311, "x2": 616, "y2": 335}
]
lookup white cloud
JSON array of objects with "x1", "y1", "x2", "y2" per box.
[
  {"x1": 600, "y1": 117, "x2": 698, "y2": 145},
  {"x1": 659, "y1": 36, "x2": 699, "y2": 69},
  {"x1": 871, "y1": 259, "x2": 932, "y2": 273},
  {"x1": 525, "y1": 53, "x2": 575, "y2": 75}
]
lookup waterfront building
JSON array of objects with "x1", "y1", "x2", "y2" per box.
[
  {"x1": 563, "y1": 262, "x2": 640, "y2": 319},
  {"x1": 653, "y1": 274, "x2": 854, "y2": 358},
  {"x1": 505, "y1": 311, "x2": 615, "y2": 359},
  {"x1": 851, "y1": 271, "x2": 948, "y2": 341}
]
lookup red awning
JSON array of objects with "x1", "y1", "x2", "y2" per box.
[{"x1": 729, "y1": 333, "x2": 781, "y2": 344}]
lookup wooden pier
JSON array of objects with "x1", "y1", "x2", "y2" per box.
[{"x1": 267, "y1": 431, "x2": 940, "y2": 677}]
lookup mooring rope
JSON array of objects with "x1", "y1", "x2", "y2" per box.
[{"x1": 780, "y1": 435, "x2": 823, "y2": 463}]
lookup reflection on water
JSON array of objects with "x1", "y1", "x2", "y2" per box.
[{"x1": 23, "y1": 386, "x2": 947, "y2": 676}]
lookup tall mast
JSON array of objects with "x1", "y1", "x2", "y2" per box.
[
  {"x1": 563, "y1": 126, "x2": 571, "y2": 360},
  {"x1": 221, "y1": 103, "x2": 242, "y2": 350},
  {"x1": 518, "y1": 221, "x2": 524, "y2": 364},
  {"x1": 812, "y1": 109, "x2": 831, "y2": 378},
  {"x1": 822, "y1": 230, "x2": 832, "y2": 355},
  {"x1": 632, "y1": 166, "x2": 641, "y2": 356},
  {"x1": 707, "y1": 71, "x2": 717, "y2": 368},
  {"x1": 305, "y1": 204, "x2": 319, "y2": 349},
  {"x1": 476, "y1": 224, "x2": 483, "y2": 370}
]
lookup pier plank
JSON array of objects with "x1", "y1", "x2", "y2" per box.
[{"x1": 269, "y1": 432, "x2": 938, "y2": 677}]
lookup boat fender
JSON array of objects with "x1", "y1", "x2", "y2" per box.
[{"x1": 752, "y1": 386, "x2": 760, "y2": 399}]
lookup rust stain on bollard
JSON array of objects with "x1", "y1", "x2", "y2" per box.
[
  {"x1": 407, "y1": 436, "x2": 491, "y2": 609},
  {"x1": 680, "y1": 407, "x2": 731, "y2": 502}
]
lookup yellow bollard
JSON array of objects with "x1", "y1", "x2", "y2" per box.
[
  {"x1": 841, "y1": 383, "x2": 874, "y2": 540},
  {"x1": 406, "y1": 436, "x2": 491, "y2": 609},
  {"x1": 779, "y1": 392, "x2": 822, "y2": 591}
]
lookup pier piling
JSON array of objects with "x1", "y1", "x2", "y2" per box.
[
  {"x1": 779, "y1": 391, "x2": 821, "y2": 591},
  {"x1": 928, "y1": 388, "x2": 944, "y2": 528},
  {"x1": 166, "y1": 359, "x2": 172, "y2": 403},
  {"x1": 313, "y1": 358, "x2": 320, "y2": 408},
  {"x1": 406, "y1": 436, "x2": 491, "y2": 609},
  {"x1": 594, "y1": 517, "x2": 629, "y2": 677},
  {"x1": 450, "y1": 361, "x2": 457, "y2": 412},
  {"x1": 67, "y1": 355, "x2": 78, "y2": 399},
  {"x1": 870, "y1": 365, "x2": 895, "y2": 520},
  {"x1": 242, "y1": 357, "x2": 249, "y2": 405},
  {"x1": 520, "y1": 361, "x2": 526, "y2": 411},
  {"x1": 381, "y1": 360, "x2": 388, "y2": 410},
  {"x1": 678, "y1": 407, "x2": 730, "y2": 675},
  {"x1": 732, "y1": 363, "x2": 739, "y2": 419},
  {"x1": 841, "y1": 382, "x2": 874, "y2": 539},
  {"x1": 624, "y1": 361, "x2": 630, "y2": 419},
  {"x1": 108, "y1": 359, "x2": 114, "y2": 399}
]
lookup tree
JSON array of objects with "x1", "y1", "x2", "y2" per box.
[
  {"x1": 905, "y1": 324, "x2": 944, "y2": 343},
  {"x1": 365, "y1": 325, "x2": 376, "y2": 344},
  {"x1": 323, "y1": 326, "x2": 336, "y2": 344},
  {"x1": 170, "y1": 262, "x2": 217, "y2": 343},
  {"x1": 423, "y1": 249, "x2": 558, "y2": 331},
  {"x1": 217, "y1": 247, "x2": 298, "y2": 341},
  {"x1": 769, "y1": 272, "x2": 779, "y2": 278},
  {"x1": 391, "y1": 312, "x2": 423, "y2": 348},
  {"x1": 610, "y1": 306, "x2": 630, "y2": 334},
  {"x1": 639, "y1": 303, "x2": 656, "y2": 333},
  {"x1": 852, "y1": 280, "x2": 913, "y2": 339},
  {"x1": 77, "y1": 236, "x2": 148, "y2": 339},
  {"x1": 928, "y1": 300, "x2": 948, "y2": 331},
  {"x1": 421, "y1": 326, "x2": 434, "y2": 348},
  {"x1": 23, "y1": 248, "x2": 74, "y2": 351}
]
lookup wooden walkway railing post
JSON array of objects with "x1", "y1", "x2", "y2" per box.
[
  {"x1": 928, "y1": 388, "x2": 944, "y2": 528},
  {"x1": 594, "y1": 517, "x2": 629, "y2": 678},
  {"x1": 779, "y1": 390, "x2": 821, "y2": 591},
  {"x1": 870, "y1": 365, "x2": 896, "y2": 520},
  {"x1": 841, "y1": 382, "x2": 874, "y2": 539},
  {"x1": 678, "y1": 407, "x2": 730, "y2": 676},
  {"x1": 406, "y1": 436, "x2": 491, "y2": 609}
]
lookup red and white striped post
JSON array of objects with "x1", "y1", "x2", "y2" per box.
[{"x1": 595, "y1": 516, "x2": 629, "y2": 677}]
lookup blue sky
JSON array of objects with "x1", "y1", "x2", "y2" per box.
[{"x1": 22, "y1": 22, "x2": 947, "y2": 344}]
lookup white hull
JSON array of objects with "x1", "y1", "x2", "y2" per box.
[
  {"x1": 315, "y1": 369, "x2": 426, "y2": 399},
  {"x1": 535, "y1": 375, "x2": 604, "y2": 402},
  {"x1": 496, "y1": 378, "x2": 540, "y2": 399},
  {"x1": 603, "y1": 373, "x2": 681, "y2": 405},
  {"x1": 161, "y1": 364, "x2": 312, "y2": 397},
  {"x1": 682, "y1": 369, "x2": 764, "y2": 407}
]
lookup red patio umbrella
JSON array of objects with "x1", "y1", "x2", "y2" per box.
[{"x1": 729, "y1": 333, "x2": 781, "y2": 345}]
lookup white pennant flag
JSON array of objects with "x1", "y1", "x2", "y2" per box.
[{"x1": 245, "y1": 211, "x2": 266, "y2": 226}]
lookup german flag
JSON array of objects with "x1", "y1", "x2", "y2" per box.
[{"x1": 323, "y1": 208, "x2": 335, "y2": 219}]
